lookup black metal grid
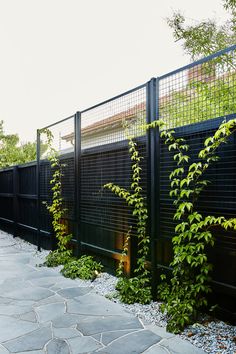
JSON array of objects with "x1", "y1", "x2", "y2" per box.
[
  {"x1": 80, "y1": 86, "x2": 147, "y2": 254},
  {"x1": 0, "y1": 44, "x2": 235, "y2": 321},
  {"x1": 159, "y1": 47, "x2": 236, "y2": 130},
  {"x1": 38, "y1": 116, "x2": 76, "y2": 238},
  {"x1": 157, "y1": 47, "x2": 236, "y2": 310}
]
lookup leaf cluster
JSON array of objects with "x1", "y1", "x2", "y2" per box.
[
  {"x1": 40, "y1": 128, "x2": 72, "y2": 252},
  {"x1": 61, "y1": 255, "x2": 103, "y2": 280},
  {"x1": 155, "y1": 118, "x2": 236, "y2": 333},
  {"x1": 44, "y1": 249, "x2": 72, "y2": 267},
  {"x1": 103, "y1": 128, "x2": 151, "y2": 304}
]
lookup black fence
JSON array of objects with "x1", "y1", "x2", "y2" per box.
[{"x1": 0, "y1": 44, "x2": 236, "y2": 322}]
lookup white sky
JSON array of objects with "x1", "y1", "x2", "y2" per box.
[{"x1": 0, "y1": 0, "x2": 230, "y2": 142}]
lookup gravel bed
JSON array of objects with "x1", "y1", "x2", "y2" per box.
[{"x1": 1, "y1": 231, "x2": 235, "y2": 354}]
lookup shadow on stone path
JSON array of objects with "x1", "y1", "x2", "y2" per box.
[{"x1": 0, "y1": 233, "x2": 206, "y2": 354}]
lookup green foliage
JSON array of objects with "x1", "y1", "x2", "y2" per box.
[
  {"x1": 116, "y1": 276, "x2": 152, "y2": 305},
  {"x1": 103, "y1": 126, "x2": 151, "y2": 305},
  {"x1": 0, "y1": 120, "x2": 37, "y2": 168},
  {"x1": 160, "y1": 73, "x2": 236, "y2": 130},
  {"x1": 61, "y1": 255, "x2": 103, "y2": 280},
  {"x1": 40, "y1": 128, "x2": 72, "y2": 253},
  {"x1": 167, "y1": 0, "x2": 236, "y2": 60},
  {"x1": 44, "y1": 249, "x2": 73, "y2": 267},
  {"x1": 150, "y1": 118, "x2": 236, "y2": 333}
]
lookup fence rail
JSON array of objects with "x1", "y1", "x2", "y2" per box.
[{"x1": 1, "y1": 45, "x2": 236, "y2": 322}]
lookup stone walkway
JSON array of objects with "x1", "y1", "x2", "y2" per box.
[{"x1": 0, "y1": 234, "x2": 206, "y2": 354}]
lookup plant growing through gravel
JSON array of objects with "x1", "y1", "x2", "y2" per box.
[
  {"x1": 44, "y1": 249, "x2": 73, "y2": 267},
  {"x1": 40, "y1": 128, "x2": 73, "y2": 266},
  {"x1": 103, "y1": 124, "x2": 151, "y2": 305},
  {"x1": 146, "y1": 118, "x2": 236, "y2": 333},
  {"x1": 61, "y1": 255, "x2": 103, "y2": 280}
]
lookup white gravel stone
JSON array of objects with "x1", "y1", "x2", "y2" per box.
[{"x1": 1, "y1": 230, "x2": 235, "y2": 354}]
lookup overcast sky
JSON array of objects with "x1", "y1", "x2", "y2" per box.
[{"x1": 0, "y1": 0, "x2": 230, "y2": 142}]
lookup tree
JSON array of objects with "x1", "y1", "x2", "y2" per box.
[
  {"x1": 167, "y1": 0, "x2": 236, "y2": 60},
  {"x1": 0, "y1": 120, "x2": 36, "y2": 168}
]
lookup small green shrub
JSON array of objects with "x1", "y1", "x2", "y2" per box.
[
  {"x1": 61, "y1": 255, "x2": 103, "y2": 280},
  {"x1": 116, "y1": 276, "x2": 151, "y2": 304},
  {"x1": 44, "y1": 249, "x2": 73, "y2": 267}
]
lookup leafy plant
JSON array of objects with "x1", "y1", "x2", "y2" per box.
[
  {"x1": 116, "y1": 276, "x2": 151, "y2": 304},
  {"x1": 104, "y1": 126, "x2": 151, "y2": 304},
  {"x1": 43, "y1": 249, "x2": 73, "y2": 267},
  {"x1": 147, "y1": 118, "x2": 236, "y2": 333},
  {"x1": 167, "y1": 0, "x2": 236, "y2": 61},
  {"x1": 61, "y1": 255, "x2": 103, "y2": 280},
  {"x1": 40, "y1": 128, "x2": 72, "y2": 264},
  {"x1": 0, "y1": 120, "x2": 38, "y2": 168}
]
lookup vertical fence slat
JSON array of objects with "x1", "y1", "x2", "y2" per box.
[
  {"x1": 36, "y1": 129, "x2": 41, "y2": 251},
  {"x1": 74, "y1": 112, "x2": 81, "y2": 256},
  {"x1": 13, "y1": 166, "x2": 19, "y2": 237},
  {"x1": 147, "y1": 77, "x2": 160, "y2": 298}
]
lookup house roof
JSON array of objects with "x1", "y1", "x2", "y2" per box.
[{"x1": 62, "y1": 101, "x2": 146, "y2": 142}]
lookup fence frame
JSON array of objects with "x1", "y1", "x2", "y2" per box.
[{"x1": 0, "y1": 44, "x2": 236, "y2": 321}]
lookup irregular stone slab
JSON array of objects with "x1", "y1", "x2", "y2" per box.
[
  {"x1": 53, "y1": 278, "x2": 84, "y2": 289},
  {"x1": 161, "y1": 337, "x2": 206, "y2": 354},
  {"x1": 0, "y1": 315, "x2": 38, "y2": 342},
  {"x1": 52, "y1": 313, "x2": 85, "y2": 328},
  {"x1": 77, "y1": 315, "x2": 143, "y2": 335},
  {"x1": 0, "y1": 297, "x2": 13, "y2": 305},
  {"x1": 141, "y1": 345, "x2": 170, "y2": 354},
  {"x1": 97, "y1": 330, "x2": 161, "y2": 354},
  {"x1": 35, "y1": 302, "x2": 66, "y2": 322},
  {"x1": 67, "y1": 293, "x2": 130, "y2": 316},
  {"x1": 20, "y1": 311, "x2": 37, "y2": 323},
  {"x1": 57, "y1": 287, "x2": 92, "y2": 299},
  {"x1": 46, "y1": 339, "x2": 70, "y2": 354},
  {"x1": 35, "y1": 294, "x2": 64, "y2": 306},
  {"x1": 67, "y1": 336, "x2": 102, "y2": 353},
  {"x1": 92, "y1": 334, "x2": 101, "y2": 342},
  {"x1": 3, "y1": 326, "x2": 52, "y2": 353},
  {"x1": 53, "y1": 327, "x2": 81, "y2": 339},
  {"x1": 0, "y1": 239, "x2": 16, "y2": 247},
  {"x1": 146, "y1": 324, "x2": 175, "y2": 339},
  {"x1": 0, "y1": 248, "x2": 21, "y2": 254},
  {"x1": 50, "y1": 286, "x2": 62, "y2": 291},
  {"x1": 101, "y1": 329, "x2": 139, "y2": 345},
  {"x1": 0, "y1": 279, "x2": 32, "y2": 295},
  {"x1": 11, "y1": 300, "x2": 35, "y2": 307},
  {"x1": 0, "y1": 304, "x2": 32, "y2": 316},
  {"x1": 29, "y1": 276, "x2": 63, "y2": 288},
  {"x1": 24, "y1": 270, "x2": 59, "y2": 280},
  {"x1": 15, "y1": 351, "x2": 44, "y2": 354},
  {"x1": 0, "y1": 345, "x2": 8, "y2": 354},
  {"x1": 0, "y1": 254, "x2": 30, "y2": 264},
  {"x1": 7, "y1": 287, "x2": 53, "y2": 301}
]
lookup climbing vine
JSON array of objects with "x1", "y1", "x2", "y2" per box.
[
  {"x1": 104, "y1": 127, "x2": 151, "y2": 304},
  {"x1": 40, "y1": 128, "x2": 72, "y2": 266},
  {"x1": 145, "y1": 118, "x2": 236, "y2": 333}
]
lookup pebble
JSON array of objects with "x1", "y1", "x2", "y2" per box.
[{"x1": 1, "y1": 230, "x2": 235, "y2": 354}]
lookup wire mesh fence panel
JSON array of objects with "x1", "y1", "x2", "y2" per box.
[
  {"x1": 39, "y1": 116, "x2": 76, "y2": 243},
  {"x1": 157, "y1": 47, "x2": 236, "y2": 317},
  {"x1": 159, "y1": 48, "x2": 236, "y2": 130},
  {"x1": 80, "y1": 86, "x2": 147, "y2": 266}
]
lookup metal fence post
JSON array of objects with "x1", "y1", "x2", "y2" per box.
[
  {"x1": 146, "y1": 77, "x2": 160, "y2": 299},
  {"x1": 13, "y1": 166, "x2": 19, "y2": 237},
  {"x1": 36, "y1": 129, "x2": 41, "y2": 251},
  {"x1": 74, "y1": 112, "x2": 81, "y2": 257}
]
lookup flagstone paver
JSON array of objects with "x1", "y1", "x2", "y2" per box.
[
  {"x1": 46, "y1": 339, "x2": 70, "y2": 354},
  {"x1": 0, "y1": 233, "x2": 206, "y2": 354}
]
